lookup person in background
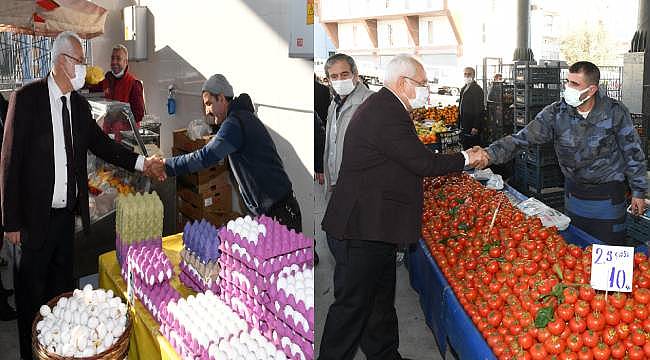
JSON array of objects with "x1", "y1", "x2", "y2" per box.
[
  {"x1": 148, "y1": 74, "x2": 303, "y2": 233},
  {"x1": 322, "y1": 53, "x2": 373, "y2": 285},
  {"x1": 0, "y1": 93, "x2": 17, "y2": 322},
  {"x1": 487, "y1": 73, "x2": 503, "y2": 102},
  {"x1": 480, "y1": 61, "x2": 647, "y2": 244},
  {"x1": 1, "y1": 31, "x2": 161, "y2": 359},
  {"x1": 459, "y1": 66, "x2": 485, "y2": 149},
  {"x1": 318, "y1": 54, "x2": 488, "y2": 360},
  {"x1": 314, "y1": 74, "x2": 331, "y2": 185},
  {"x1": 101, "y1": 44, "x2": 145, "y2": 141}
]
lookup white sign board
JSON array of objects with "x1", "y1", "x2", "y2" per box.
[{"x1": 590, "y1": 244, "x2": 634, "y2": 292}]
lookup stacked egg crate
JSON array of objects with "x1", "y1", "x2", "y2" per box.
[
  {"x1": 122, "y1": 244, "x2": 180, "y2": 323},
  {"x1": 179, "y1": 220, "x2": 221, "y2": 294},
  {"x1": 218, "y1": 215, "x2": 314, "y2": 360},
  {"x1": 115, "y1": 192, "x2": 164, "y2": 266},
  {"x1": 159, "y1": 291, "x2": 289, "y2": 360}
]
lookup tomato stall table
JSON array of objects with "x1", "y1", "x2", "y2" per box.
[
  {"x1": 98, "y1": 233, "x2": 193, "y2": 360},
  {"x1": 407, "y1": 183, "x2": 638, "y2": 359}
]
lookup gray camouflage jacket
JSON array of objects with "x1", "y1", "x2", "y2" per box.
[{"x1": 486, "y1": 92, "x2": 648, "y2": 198}]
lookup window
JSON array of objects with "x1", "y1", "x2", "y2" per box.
[
  {"x1": 388, "y1": 24, "x2": 394, "y2": 47},
  {"x1": 545, "y1": 15, "x2": 553, "y2": 32},
  {"x1": 428, "y1": 20, "x2": 434, "y2": 44},
  {"x1": 353, "y1": 24, "x2": 358, "y2": 47}
]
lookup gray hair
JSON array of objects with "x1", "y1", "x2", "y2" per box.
[
  {"x1": 324, "y1": 53, "x2": 358, "y2": 78},
  {"x1": 464, "y1": 67, "x2": 476, "y2": 78},
  {"x1": 51, "y1": 31, "x2": 83, "y2": 67},
  {"x1": 383, "y1": 54, "x2": 422, "y2": 86},
  {"x1": 112, "y1": 44, "x2": 128, "y2": 58}
]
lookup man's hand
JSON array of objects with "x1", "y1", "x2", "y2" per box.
[
  {"x1": 144, "y1": 155, "x2": 167, "y2": 182},
  {"x1": 471, "y1": 128, "x2": 479, "y2": 136},
  {"x1": 4, "y1": 232, "x2": 20, "y2": 246},
  {"x1": 314, "y1": 173, "x2": 324, "y2": 185},
  {"x1": 630, "y1": 197, "x2": 648, "y2": 216},
  {"x1": 466, "y1": 146, "x2": 490, "y2": 169}
]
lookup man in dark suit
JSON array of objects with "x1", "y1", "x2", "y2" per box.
[
  {"x1": 318, "y1": 55, "x2": 488, "y2": 360},
  {"x1": 1, "y1": 31, "x2": 159, "y2": 360},
  {"x1": 459, "y1": 66, "x2": 485, "y2": 149}
]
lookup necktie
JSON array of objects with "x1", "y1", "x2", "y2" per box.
[{"x1": 61, "y1": 96, "x2": 77, "y2": 211}]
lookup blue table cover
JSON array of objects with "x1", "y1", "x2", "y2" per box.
[{"x1": 408, "y1": 183, "x2": 647, "y2": 358}]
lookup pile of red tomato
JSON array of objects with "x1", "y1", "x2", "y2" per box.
[{"x1": 422, "y1": 174, "x2": 650, "y2": 360}]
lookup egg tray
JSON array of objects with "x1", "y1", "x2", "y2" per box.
[
  {"x1": 218, "y1": 255, "x2": 270, "y2": 299},
  {"x1": 130, "y1": 275, "x2": 180, "y2": 324},
  {"x1": 265, "y1": 289, "x2": 313, "y2": 341},
  {"x1": 219, "y1": 240, "x2": 313, "y2": 277},
  {"x1": 115, "y1": 235, "x2": 162, "y2": 267},
  {"x1": 219, "y1": 280, "x2": 271, "y2": 330},
  {"x1": 31, "y1": 292, "x2": 133, "y2": 360},
  {"x1": 182, "y1": 220, "x2": 221, "y2": 263},
  {"x1": 125, "y1": 244, "x2": 173, "y2": 287},
  {"x1": 218, "y1": 216, "x2": 313, "y2": 262},
  {"x1": 179, "y1": 261, "x2": 220, "y2": 294},
  {"x1": 180, "y1": 249, "x2": 220, "y2": 282},
  {"x1": 264, "y1": 312, "x2": 313, "y2": 360}
]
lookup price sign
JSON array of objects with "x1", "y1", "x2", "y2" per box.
[
  {"x1": 590, "y1": 244, "x2": 634, "y2": 292},
  {"x1": 126, "y1": 263, "x2": 135, "y2": 307}
]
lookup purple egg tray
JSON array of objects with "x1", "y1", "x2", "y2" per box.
[
  {"x1": 219, "y1": 215, "x2": 313, "y2": 262},
  {"x1": 183, "y1": 220, "x2": 221, "y2": 263},
  {"x1": 220, "y1": 280, "x2": 271, "y2": 330},
  {"x1": 219, "y1": 241, "x2": 313, "y2": 277},
  {"x1": 116, "y1": 235, "x2": 162, "y2": 267},
  {"x1": 129, "y1": 274, "x2": 180, "y2": 323},
  {"x1": 266, "y1": 312, "x2": 314, "y2": 360},
  {"x1": 179, "y1": 261, "x2": 220, "y2": 294},
  {"x1": 218, "y1": 254, "x2": 269, "y2": 297},
  {"x1": 266, "y1": 283, "x2": 313, "y2": 341},
  {"x1": 125, "y1": 244, "x2": 173, "y2": 286},
  {"x1": 160, "y1": 320, "x2": 215, "y2": 360}
]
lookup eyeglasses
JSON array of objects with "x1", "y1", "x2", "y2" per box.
[
  {"x1": 62, "y1": 53, "x2": 87, "y2": 66},
  {"x1": 403, "y1": 76, "x2": 429, "y2": 88}
]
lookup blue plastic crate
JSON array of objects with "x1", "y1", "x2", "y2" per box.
[{"x1": 626, "y1": 205, "x2": 650, "y2": 245}]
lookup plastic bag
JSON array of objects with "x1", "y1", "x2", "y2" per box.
[
  {"x1": 486, "y1": 174, "x2": 504, "y2": 190},
  {"x1": 187, "y1": 119, "x2": 212, "y2": 140},
  {"x1": 516, "y1": 197, "x2": 571, "y2": 230}
]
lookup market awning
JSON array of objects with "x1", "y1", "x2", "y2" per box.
[{"x1": 0, "y1": 0, "x2": 108, "y2": 39}]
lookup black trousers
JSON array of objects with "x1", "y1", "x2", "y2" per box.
[
  {"x1": 326, "y1": 233, "x2": 345, "y2": 291},
  {"x1": 267, "y1": 192, "x2": 302, "y2": 233},
  {"x1": 15, "y1": 208, "x2": 75, "y2": 360},
  {"x1": 319, "y1": 239, "x2": 401, "y2": 360}
]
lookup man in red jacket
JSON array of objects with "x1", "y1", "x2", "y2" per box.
[{"x1": 101, "y1": 44, "x2": 145, "y2": 141}]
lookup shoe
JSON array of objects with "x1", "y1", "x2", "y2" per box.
[{"x1": 0, "y1": 302, "x2": 17, "y2": 321}]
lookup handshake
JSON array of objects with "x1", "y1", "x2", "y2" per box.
[
  {"x1": 465, "y1": 146, "x2": 490, "y2": 169},
  {"x1": 143, "y1": 155, "x2": 167, "y2": 182}
]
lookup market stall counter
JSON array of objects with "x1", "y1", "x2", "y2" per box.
[
  {"x1": 99, "y1": 233, "x2": 191, "y2": 360},
  {"x1": 407, "y1": 181, "x2": 647, "y2": 359}
]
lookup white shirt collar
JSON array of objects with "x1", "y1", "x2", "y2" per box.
[
  {"x1": 48, "y1": 73, "x2": 70, "y2": 100},
  {"x1": 385, "y1": 86, "x2": 409, "y2": 111}
]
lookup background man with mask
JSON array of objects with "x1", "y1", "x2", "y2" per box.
[
  {"x1": 147, "y1": 74, "x2": 302, "y2": 232},
  {"x1": 322, "y1": 53, "x2": 372, "y2": 266},
  {"x1": 459, "y1": 66, "x2": 485, "y2": 149},
  {"x1": 318, "y1": 54, "x2": 488, "y2": 360},
  {"x1": 480, "y1": 61, "x2": 647, "y2": 245},
  {"x1": 1, "y1": 31, "x2": 161, "y2": 359},
  {"x1": 100, "y1": 44, "x2": 145, "y2": 141}
]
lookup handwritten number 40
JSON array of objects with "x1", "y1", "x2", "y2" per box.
[{"x1": 609, "y1": 266, "x2": 627, "y2": 290}]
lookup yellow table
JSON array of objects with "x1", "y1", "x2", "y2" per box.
[{"x1": 98, "y1": 234, "x2": 195, "y2": 360}]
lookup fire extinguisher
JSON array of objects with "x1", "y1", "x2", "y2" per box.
[{"x1": 167, "y1": 84, "x2": 176, "y2": 115}]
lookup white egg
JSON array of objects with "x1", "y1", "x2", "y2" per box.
[
  {"x1": 106, "y1": 289, "x2": 114, "y2": 299},
  {"x1": 83, "y1": 284, "x2": 93, "y2": 293},
  {"x1": 111, "y1": 325, "x2": 123, "y2": 337},
  {"x1": 102, "y1": 335, "x2": 114, "y2": 348},
  {"x1": 87, "y1": 316, "x2": 99, "y2": 329},
  {"x1": 96, "y1": 323, "x2": 107, "y2": 339},
  {"x1": 39, "y1": 305, "x2": 51, "y2": 317}
]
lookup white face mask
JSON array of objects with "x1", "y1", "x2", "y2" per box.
[
  {"x1": 464, "y1": 77, "x2": 473, "y2": 85},
  {"x1": 563, "y1": 86, "x2": 592, "y2": 107},
  {"x1": 70, "y1": 64, "x2": 86, "y2": 91},
  {"x1": 331, "y1": 78, "x2": 355, "y2": 96},
  {"x1": 408, "y1": 86, "x2": 429, "y2": 109},
  {"x1": 112, "y1": 68, "x2": 125, "y2": 78}
]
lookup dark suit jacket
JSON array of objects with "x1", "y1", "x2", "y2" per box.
[
  {"x1": 314, "y1": 112, "x2": 326, "y2": 173},
  {"x1": 459, "y1": 81, "x2": 485, "y2": 131},
  {"x1": 314, "y1": 80, "x2": 331, "y2": 126},
  {"x1": 1, "y1": 77, "x2": 139, "y2": 250},
  {"x1": 321, "y1": 87, "x2": 465, "y2": 246}
]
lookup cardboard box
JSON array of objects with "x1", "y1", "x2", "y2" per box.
[
  {"x1": 177, "y1": 208, "x2": 242, "y2": 230},
  {"x1": 177, "y1": 171, "x2": 230, "y2": 196},
  {"x1": 173, "y1": 129, "x2": 213, "y2": 153},
  {"x1": 171, "y1": 147, "x2": 228, "y2": 184},
  {"x1": 177, "y1": 183, "x2": 232, "y2": 213}
]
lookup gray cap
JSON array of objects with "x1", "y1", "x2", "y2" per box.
[{"x1": 201, "y1": 74, "x2": 234, "y2": 97}]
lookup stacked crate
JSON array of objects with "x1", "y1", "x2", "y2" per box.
[
  {"x1": 631, "y1": 113, "x2": 649, "y2": 161},
  {"x1": 172, "y1": 129, "x2": 239, "y2": 231},
  {"x1": 511, "y1": 62, "x2": 565, "y2": 211},
  {"x1": 485, "y1": 82, "x2": 514, "y2": 143}
]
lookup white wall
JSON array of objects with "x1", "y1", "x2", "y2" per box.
[{"x1": 91, "y1": 0, "x2": 314, "y2": 235}]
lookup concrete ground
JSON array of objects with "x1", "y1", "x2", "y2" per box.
[{"x1": 312, "y1": 184, "x2": 451, "y2": 360}]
